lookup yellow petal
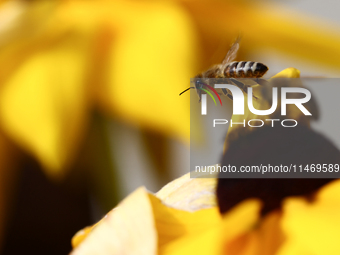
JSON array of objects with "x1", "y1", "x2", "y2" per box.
[
  {"x1": 160, "y1": 199, "x2": 261, "y2": 255},
  {"x1": 98, "y1": 1, "x2": 197, "y2": 143},
  {"x1": 149, "y1": 193, "x2": 221, "y2": 248},
  {"x1": 70, "y1": 186, "x2": 220, "y2": 254},
  {"x1": 271, "y1": 67, "x2": 300, "y2": 78},
  {"x1": 278, "y1": 180, "x2": 340, "y2": 255},
  {"x1": 71, "y1": 226, "x2": 93, "y2": 250},
  {"x1": 225, "y1": 211, "x2": 284, "y2": 255},
  {"x1": 71, "y1": 187, "x2": 158, "y2": 255},
  {"x1": 0, "y1": 33, "x2": 89, "y2": 178},
  {"x1": 71, "y1": 172, "x2": 220, "y2": 250},
  {"x1": 182, "y1": 1, "x2": 340, "y2": 71},
  {"x1": 156, "y1": 171, "x2": 218, "y2": 211},
  {"x1": 71, "y1": 175, "x2": 261, "y2": 255}
]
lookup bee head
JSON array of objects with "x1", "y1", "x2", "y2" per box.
[{"x1": 195, "y1": 79, "x2": 204, "y2": 89}]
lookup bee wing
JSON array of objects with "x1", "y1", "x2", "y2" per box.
[{"x1": 221, "y1": 37, "x2": 241, "y2": 65}]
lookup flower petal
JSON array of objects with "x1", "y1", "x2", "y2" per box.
[
  {"x1": 98, "y1": 1, "x2": 197, "y2": 142},
  {"x1": 156, "y1": 171, "x2": 218, "y2": 211},
  {"x1": 71, "y1": 174, "x2": 262, "y2": 255},
  {"x1": 278, "y1": 180, "x2": 340, "y2": 255},
  {"x1": 160, "y1": 199, "x2": 261, "y2": 255},
  {"x1": 224, "y1": 211, "x2": 284, "y2": 255},
  {"x1": 71, "y1": 187, "x2": 158, "y2": 255},
  {"x1": 0, "y1": 33, "x2": 89, "y2": 178},
  {"x1": 182, "y1": 1, "x2": 340, "y2": 71}
]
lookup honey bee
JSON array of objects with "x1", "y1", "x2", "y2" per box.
[{"x1": 180, "y1": 38, "x2": 269, "y2": 101}]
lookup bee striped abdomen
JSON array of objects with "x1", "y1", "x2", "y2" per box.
[{"x1": 224, "y1": 61, "x2": 268, "y2": 78}]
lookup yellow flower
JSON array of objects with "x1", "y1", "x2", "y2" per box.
[
  {"x1": 278, "y1": 179, "x2": 340, "y2": 255},
  {"x1": 71, "y1": 171, "x2": 340, "y2": 255},
  {"x1": 0, "y1": 0, "x2": 340, "y2": 179},
  {"x1": 70, "y1": 173, "x2": 261, "y2": 255}
]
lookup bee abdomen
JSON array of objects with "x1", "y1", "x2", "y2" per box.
[{"x1": 224, "y1": 61, "x2": 268, "y2": 78}]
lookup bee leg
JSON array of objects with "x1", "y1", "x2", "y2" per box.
[
  {"x1": 197, "y1": 89, "x2": 202, "y2": 103},
  {"x1": 254, "y1": 78, "x2": 269, "y2": 86},
  {"x1": 222, "y1": 88, "x2": 233, "y2": 100},
  {"x1": 222, "y1": 88, "x2": 228, "y2": 95},
  {"x1": 230, "y1": 78, "x2": 247, "y2": 92},
  {"x1": 230, "y1": 78, "x2": 258, "y2": 100}
]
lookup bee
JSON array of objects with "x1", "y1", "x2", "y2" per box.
[{"x1": 180, "y1": 38, "x2": 269, "y2": 101}]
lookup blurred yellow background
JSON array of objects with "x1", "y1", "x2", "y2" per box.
[{"x1": 0, "y1": 0, "x2": 339, "y2": 254}]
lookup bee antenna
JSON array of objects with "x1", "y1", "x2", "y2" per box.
[{"x1": 179, "y1": 87, "x2": 195, "y2": 96}]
